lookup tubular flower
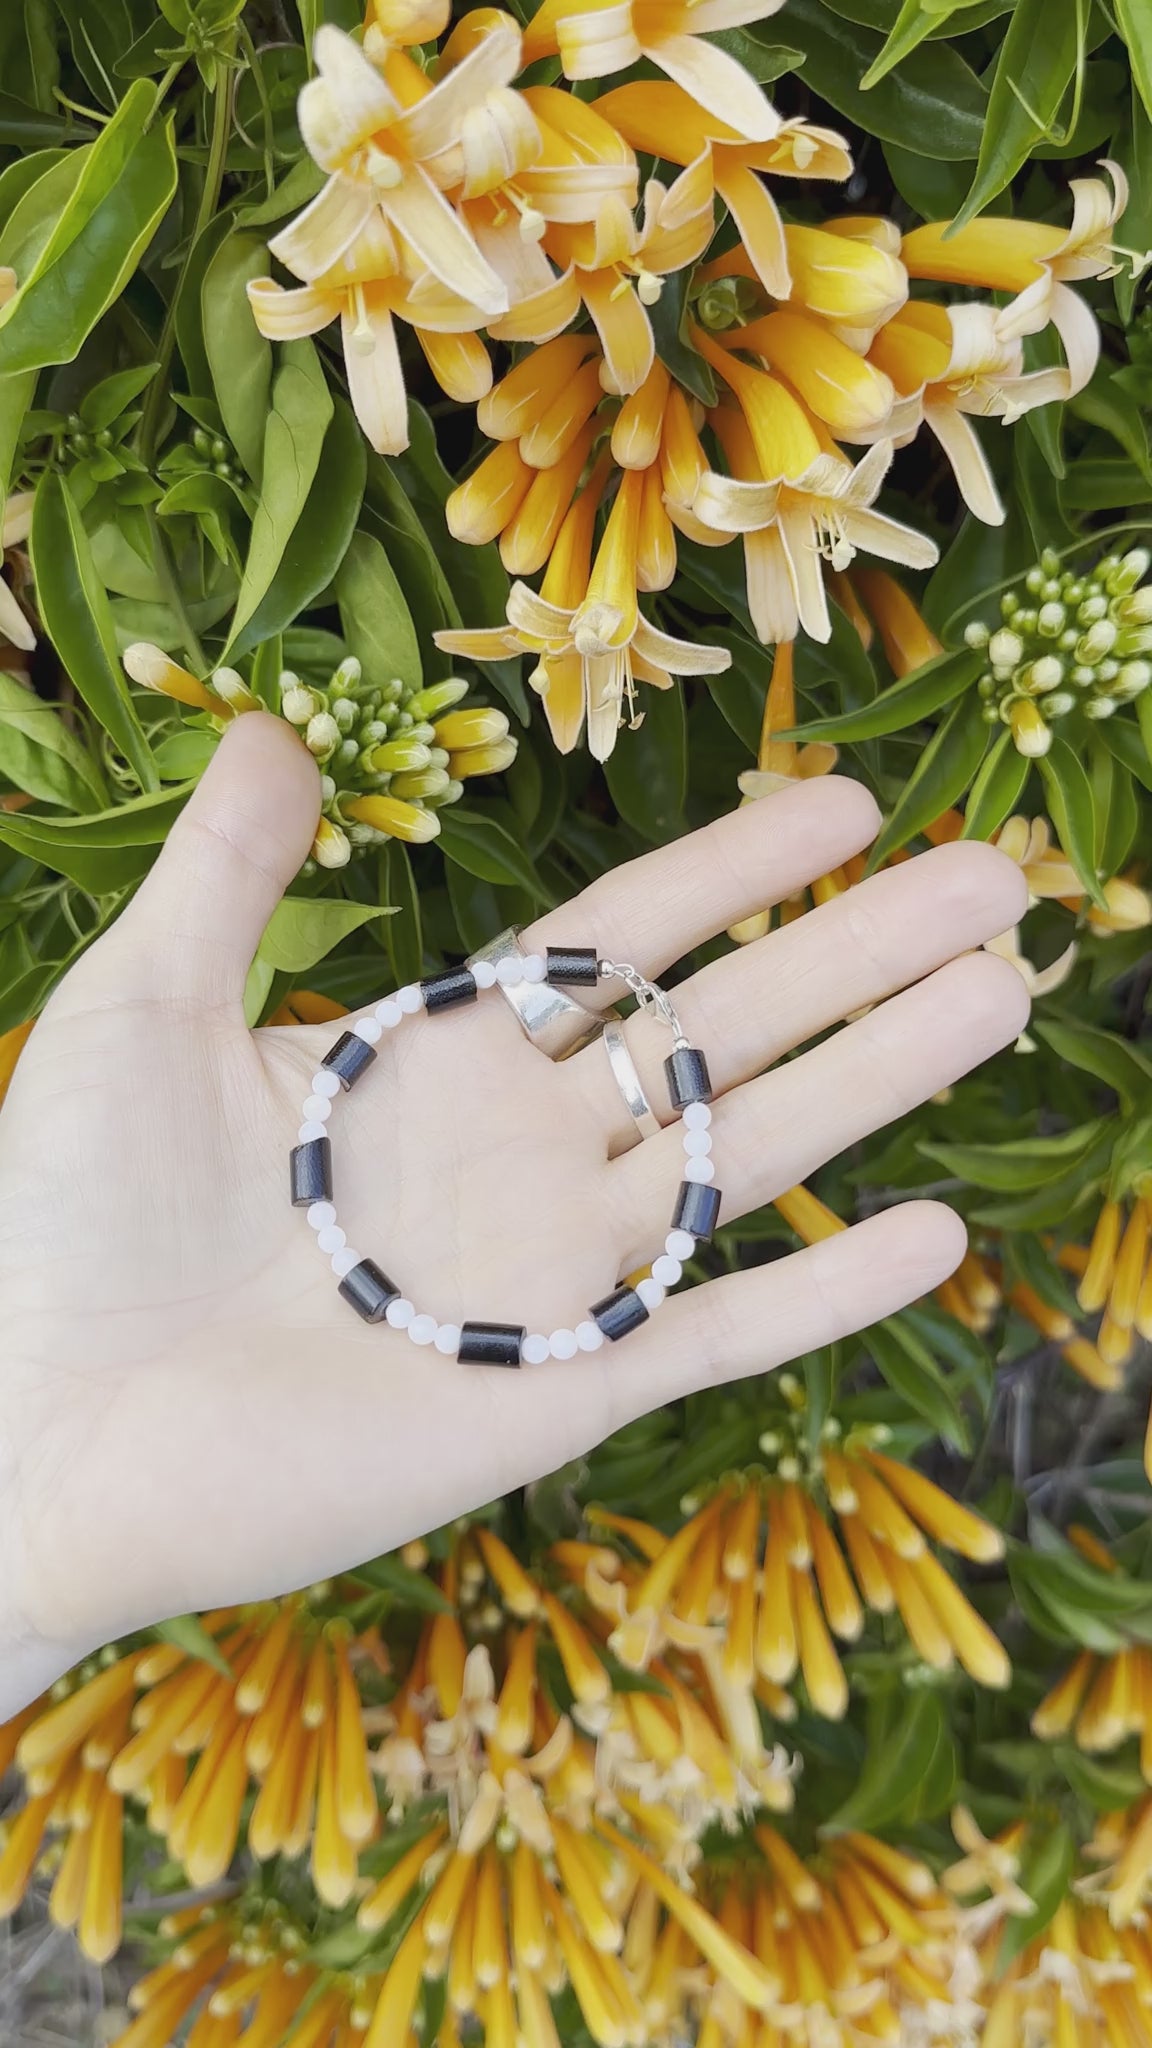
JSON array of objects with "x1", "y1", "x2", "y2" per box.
[
  {"x1": 704, "y1": 309, "x2": 897, "y2": 440},
  {"x1": 1086, "y1": 1795, "x2": 1152, "y2": 1928},
  {"x1": 869, "y1": 299, "x2": 1096, "y2": 525},
  {"x1": 902, "y1": 162, "x2": 1145, "y2": 372},
  {"x1": 436, "y1": 457, "x2": 730, "y2": 758},
  {"x1": 850, "y1": 566, "x2": 943, "y2": 677},
  {"x1": 521, "y1": 0, "x2": 790, "y2": 143},
  {"x1": 1071, "y1": 1191, "x2": 1152, "y2": 1379},
  {"x1": 684, "y1": 380, "x2": 938, "y2": 644},
  {"x1": 1, "y1": 490, "x2": 35, "y2": 651},
  {"x1": 969, "y1": 1893, "x2": 1152, "y2": 2044},
  {"x1": 594, "y1": 83, "x2": 854, "y2": 300},
  {"x1": 1034, "y1": 1629, "x2": 1152, "y2": 1783}
]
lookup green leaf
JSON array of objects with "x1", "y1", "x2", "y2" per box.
[
  {"x1": 0, "y1": 367, "x2": 34, "y2": 504},
  {"x1": 868, "y1": 696, "x2": 988, "y2": 867},
  {"x1": 201, "y1": 232, "x2": 275, "y2": 485},
  {"x1": 1116, "y1": 0, "x2": 1152, "y2": 128},
  {"x1": 337, "y1": 529, "x2": 421, "y2": 697},
  {"x1": 153, "y1": 1612, "x2": 234, "y2": 1676},
  {"x1": 378, "y1": 839, "x2": 422, "y2": 986},
  {"x1": 151, "y1": 727, "x2": 218, "y2": 781},
  {"x1": 437, "y1": 806, "x2": 549, "y2": 899},
  {"x1": 960, "y1": 730, "x2": 1030, "y2": 840},
  {"x1": 0, "y1": 87, "x2": 178, "y2": 375},
  {"x1": 783, "y1": 647, "x2": 980, "y2": 745},
  {"x1": 861, "y1": 0, "x2": 979, "y2": 86},
  {"x1": 951, "y1": 0, "x2": 1082, "y2": 229},
  {"x1": 1038, "y1": 737, "x2": 1105, "y2": 909},
  {"x1": 768, "y1": 0, "x2": 988, "y2": 157},
  {"x1": 649, "y1": 265, "x2": 716, "y2": 408},
  {"x1": 1114, "y1": 85, "x2": 1152, "y2": 325},
  {"x1": 0, "y1": 672, "x2": 107, "y2": 810},
  {"x1": 29, "y1": 471, "x2": 157, "y2": 793},
  {"x1": 603, "y1": 683, "x2": 687, "y2": 844},
  {"x1": 997, "y1": 1822, "x2": 1075, "y2": 1967},
  {"x1": 920, "y1": 1121, "x2": 1110, "y2": 1191},
  {"x1": 0, "y1": 780, "x2": 194, "y2": 890},
  {"x1": 1095, "y1": 744, "x2": 1139, "y2": 878},
  {"x1": 865, "y1": 1317, "x2": 969, "y2": 1448},
  {"x1": 225, "y1": 398, "x2": 365, "y2": 665},
  {"x1": 225, "y1": 338, "x2": 332, "y2": 649},
  {"x1": 257, "y1": 896, "x2": 391, "y2": 974},
  {"x1": 79, "y1": 362, "x2": 160, "y2": 432},
  {"x1": 345, "y1": 1553, "x2": 453, "y2": 1611},
  {"x1": 824, "y1": 1689, "x2": 947, "y2": 1833},
  {"x1": 237, "y1": 155, "x2": 327, "y2": 227},
  {"x1": 1033, "y1": 1019, "x2": 1152, "y2": 1111}
]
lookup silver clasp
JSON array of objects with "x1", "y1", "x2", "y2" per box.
[{"x1": 598, "y1": 959, "x2": 688, "y2": 1047}]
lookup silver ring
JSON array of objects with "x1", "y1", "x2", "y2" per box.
[
  {"x1": 466, "y1": 926, "x2": 611, "y2": 1060},
  {"x1": 602, "y1": 1020, "x2": 662, "y2": 1147}
]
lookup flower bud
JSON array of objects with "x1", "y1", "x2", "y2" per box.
[
  {"x1": 1084, "y1": 696, "x2": 1116, "y2": 719},
  {"x1": 319, "y1": 775, "x2": 336, "y2": 803},
  {"x1": 306, "y1": 712, "x2": 341, "y2": 757},
  {"x1": 332, "y1": 656, "x2": 362, "y2": 691},
  {"x1": 1111, "y1": 547, "x2": 1151, "y2": 593},
  {"x1": 330, "y1": 696, "x2": 358, "y2": 733},
  {"x1": 122, "y1": 642, "x2": 221, "y2": 715},
  {"x1": 389, "y1": 767, "x2": 452, "y2": 799},
  {"x1": 361, "y1": 720, "x2": 388, "y2": 745},
  {"x1": 408, "y1": 721, "x2": 437, "y2": 744},
  {"x1": 343, "y1": 793, "x2": 442, "y2": 842},
  {"x1": 1071, "y1": 666, "x2": 1096, "y2": 687},
  {"x1": 1076, "y1": 621, "x2": 1117, "y2": 664},
  {"x1": 1116, "y1": 585, "x2": 1152, "y2": 624},
  {"x1": 1078, "y1": 594, "x2": 1108, "y2": 625},
  {"x1": 1025, "y1": 567, "x2": 1045, "y2": 594},
  {"x1": 964, "y1": 620, "x2": 990, "y2": 649},
  {"x1": 449, "y1": 738, "x2": 518, "y2": 777},
  {"x1": 1008, "y1": 699, "x2": 1051, "y2": 757},
  {"x1": 1043, "y1": 692, "x2": 1075, "y2": 717},
  {"x1": 1115, "y1": 659, "x2": 1152, "y2": 699},
  {"x1": 407, "y1": 678, "x2": 470, "y2": 720},
  {"x1": 337, "y1": 738, "x2": 359, "y2": 767},
  {"x1": 369, "y1": 738, "x2": 434, "y2": 773},
  {"x1": 210, "y1": 666, "x2": 261, "y2": 713},
  {"x1": 312, "y1": 817, "x2": 352, "y2": 868},
  {"x1": 1027, "y1": 656, "x2": 1063, "y2": 694},
  {"x1": 282, "y1": 683, "x2": 318, "y2": 725},
  {"x1": 1040, "y1": 548, "x2": 1061, "y2": 576},
  {"x1": 1037, "y1": 603, "x2": 1065, "y2": 637},
  {"x1": 988, "y1": 628, "x2": 1024, "y2": 669},
  {"x1": 432, "y1": 707, "x2": 510, "y2": 751},
  {"x1": 1116, "y1": 627, "x2": 1152, "y2": 657}
]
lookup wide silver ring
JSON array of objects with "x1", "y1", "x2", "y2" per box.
[
  {"x1": 602, "y1": 1020, "x2": 662, "y2": 1147},
  {"x1": 466, "y1": 926, "x2": 612, "y2": 1060}
]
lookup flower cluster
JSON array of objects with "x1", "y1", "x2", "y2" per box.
[
  {"x1": 1075, "y1": 1189, "x2": 1152, "y2": 1377},
  {"x1": 965, "y1": 545, "x2": 1152, "y2": 757},
  {"x1": 249, "y1": 2, "x2": 1131, "y2": 757},
  {"x1": 121, "y1": 643, "x2": 515, "y2": 866}
]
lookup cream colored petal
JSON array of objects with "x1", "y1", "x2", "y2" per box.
[
  {"x1": 247, "y1": 276, "x2": 341, "y2": 340},
  {"x1": 647, "y1": 148, "x2": 714, "y2": 236},
  {"x1": 539, "y1": 648, "x2": 587, "y2": 753},
  {"x1": 342, "y1": 302, "x2": 409, "y2": 454},
  {"x1": 1028, "y1": 938, "x2": 1079, "y2": 996},
  {"x1": 944, "y1": 302, "x2": 1019, "y2": 383},
  {"x1": 268, "y1": 176, "x2": 377, "y2": 284},
  {"x1": 580, "y1": 268, "x2": 653, "y2": 396},
  {"x1": 843, "y1": 504, "x2": 938, "y2": 570},
  {"x1": 299, "y1": 28, "x2": 399, "y2": 172},
  {"x1": 630, "y1": 652, "x2": 675, "y2": 685},
  {"x1": 585, "y1": 648, "x2": 628, "y2": 761},
  {"x1": 664, "y1": 498, "x2": 736, "y2": 546},
  {"x1": 459, "y1": 89, "x2": 542, "y2": 200},
  {"x1": 384, "y1": 165, "x2": 507, "y2": 316},
  {"x1": 434, "y1": 625, "x2": 523, "y2": 658},
  {"x1": 923, "y1": 400, "x2": 1004, "y2": 526},
  {"x1": 644, "y1": 30, "x2": 780, "y2": 143},
  {"x1": 0, "y1": 575, "x2": 34, "y2": 651},
  {"x1": 777, "y1": 507, "x2": 831, "y2": 641},
  {"x1": 520, "y1": 161, "x2": 637, "y2": 224},
  {"x1": 713, "y1": 155, "x2": 789, "y2": 298},
  {"x1": 556, "y1": 3, "x2": 643, "y2": 79},
  {"x1": 469, "y1": 206, "x2": 557, "y2": 300},
  {"x1": 632, "y1": 617, "x2": 732, "y2": 674},
  {"x1": 394, "y1": 269, "x2": 492, "y2": 330},
  {"x1": 744, "y1": 524, "x2": 798, "y2": 644},
  {"x1": 840, "y1": 437, "x2": 893, "y2": 508},
  {"x1": 415, "y1": 327, "x2": 491, "y2": 401},
  {"x1": 684, "y1": 0, "x2": 788, "y2": 34},
  {"x1": 692, "y1": 470, "x2": 781, "y2": 533},
  {"x1": 507, "y1": 581, "x2": 577, "y2": 643},
  {"x1": 487, "y1": 265, "x2": 581, "y2": 342},
  {"x1": 2, "y1": 492, "x2": 34, "y2": 546},
  {"x1": 1046, "y1": 279, "x2": 1101, "y2": 399},
  {"x1": 392, "y1": 18, "x2": 522, "y2": 161},
  {"x1": 1056, "y1": 159, "x2": 1127, "y2": 268}
]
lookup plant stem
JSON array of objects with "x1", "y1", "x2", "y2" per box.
[{"x1": 236, "y1": 21, "x2": 277, "y2": 200}]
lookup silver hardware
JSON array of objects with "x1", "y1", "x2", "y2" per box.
[
  {"x1": 598, "y1": 959, "x2": 688, "y2": 1047},
  {"x1": 466, "y1": 927, "x2": 614, "y2": 1059},
  {"x1": 601, "y1": 1021, "x2": 661, "y2": 1148}
]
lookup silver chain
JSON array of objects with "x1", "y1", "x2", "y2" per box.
[{"x1": 598, "y1": 959, "x2": 688, "y2": 1048}]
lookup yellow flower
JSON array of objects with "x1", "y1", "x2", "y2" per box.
[
  {"x1": 522, "y1": 0, "x2": 790, "y2": 143},
  {"x1": 711, "y1": 308, "x2": 897, "y2": 439},
  {"x1": 869, "y1": 298, "x2": 1095, "y2": 525},
  {"x1": 1, "y1": 490, "x2": 35, "y2": 651},
  {"x1": 851, "y1": 565, "x2": 943, "y2": 677},
  {"x1": 436, "y1": 457, "x2": 730, "y2": 758},
  {"x1": 594, "y1": 82, "x2": 852, "y2": 298},
  {"x1": 121, "y1": 641, "x2": 231, "y2": 717},
  {"x1": 0, "y1": 1016, "x2": 34, "y2": 1108}
]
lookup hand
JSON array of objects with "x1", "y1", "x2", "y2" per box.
[{"x1": 0, "y1": 714, "x2": 1028, "y2": 1712}]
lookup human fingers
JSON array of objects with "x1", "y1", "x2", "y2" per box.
[
  {"x1": 519, "y1": 777, "x2": 881, "y2": 1006},
  {"x1": 567, "y1": 841, "x2": 1027, "y2": 1152},
  {"x1": 609, "y1": 950, "x2": 1029, "y2": 1269},
  {"x1": 76, "y1": 714, "x2": 320, "y2": 1010}
]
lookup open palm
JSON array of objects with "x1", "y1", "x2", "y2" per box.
[{"x1": 0, "y1": 713, "x2": 1028, "y2": 1711}]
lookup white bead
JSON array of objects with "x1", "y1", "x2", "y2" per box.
[
  {"x1": 353, "y1": 1016, "x2": 383, "y2": 1044},
  {"x1": 307, "y1": 1201, "x2": 336, "y2": 1230},
  {"x1": 375, "y1": 999, "x2": 403, "y2": 1029},
  {"x1": 665, "y1": 1228, "x2": 695, "y2": 1262},
  {"x1": 521, "y1": 953, "x2": 547, "y2": 983},
  {"x1": 683, "y1": 1129, "x2": 713, "y2": 1158},
  {"x1": 408, "y1": 1314, "x2": 438, "y2": 1346},
  {"x1": 685, "y1": 1156, "x2": 716, "y2": 1184},
  {"x1": 636, "y1": 1276, "x2": 665, "y2": 1311},
  {"x1": 385, "y1": 1296, "x2": 415, "y2": 1329},
  {"x1": 522, "y1": 1333, "x2": 551, "y2": 1365},
  {"x1": 495, "y1": 955, "x2": 524, "y2": 986},
  {"x1": 652, "y1": 1254, "x2": 682, "y2": 1289},
  {"x1": 575, "y1": 1320, "x2": 604, "y2": 1352},
  {"x1": 683, "y1": 1102, "x2": 712, "y2": 1130},
  {"x1": 317, "y1": 1225, "x2": 346, "y2": 1255},
  {"x1": 331, "y1": 1248, "x2": 361, "y2": 1278},
  {"x1": 396, "y1": 984, "x2": 424, "y2": 1013},
  {"x1": 298, "y1": 1120, "x2": 327, "y2": 1142},
  {"x1": 471, "y1": 958, "x2": 497, "y2": 989},
  {"x1": 434, "y1": 1323, "x2": 462, "y2": 1356},
  {"x1": 311, "y1": 1071, "x2": 341, "y2": 1099},
  {"x1": 549, "y1": 1328, "x2": 578, "y2": 1360},
  {"x1": 302, "y1": 1094, "x2": 332, "y2": 1123}
]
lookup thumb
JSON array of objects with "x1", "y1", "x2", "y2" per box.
[{"x1": 96, "y1": 712, "x2": 320, "y2": 1008}]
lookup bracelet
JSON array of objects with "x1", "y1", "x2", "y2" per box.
[{"x1": 288, "y1": 948, "x2": 721, "y2": 1367}]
